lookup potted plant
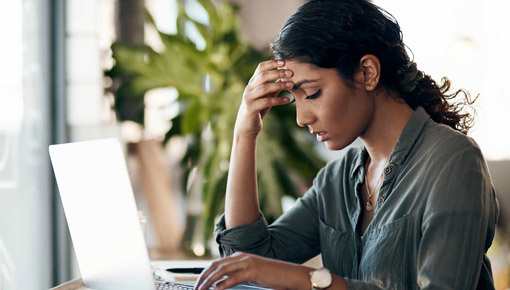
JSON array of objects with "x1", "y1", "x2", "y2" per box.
[{"x1": 106, "y1": 0, "x2": 325, "y2": 254}]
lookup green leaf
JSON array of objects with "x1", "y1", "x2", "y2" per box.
[
  {"x1": 182, "y1": 99, "x2": 206, "y2": 134},
  {"x1": 106, "y1": 0, "x2": 327, "y2": 250}
]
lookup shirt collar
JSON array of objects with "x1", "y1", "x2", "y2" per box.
[
  {"x1": 350, "y1": 145, "x2": 367, "y2": 179},
  {"x1": 349, "y1": 106, "x2": 430, "y2": 178},
  {"x1": 388, "y1": 106, "x2": 430, "y2": 166}
]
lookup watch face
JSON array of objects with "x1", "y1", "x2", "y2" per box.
[{"x1": 311, "y1": 268, "x2": 332, "y2": 288}]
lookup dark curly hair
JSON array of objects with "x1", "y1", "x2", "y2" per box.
[{"x1": 270, "y1": 0, "x2": 476, "y2": 134}]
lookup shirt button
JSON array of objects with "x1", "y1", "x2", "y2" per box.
[
  {"x1": 379, "y1": 196, "x2": 385, "y2": 203},
  {"x1": 384, "y1": 166, "x2": 392, "y2": 175}
]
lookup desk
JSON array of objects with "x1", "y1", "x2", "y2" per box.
[
  {"x1": 50, "y1": 260, "x2": 210, "y2": 290},
  {"x1": 50, "y1": 256, "x2": 322, "y2": 289},
  {"x1": 50, "y1": 279, "x2": 88, "y2": 290}
]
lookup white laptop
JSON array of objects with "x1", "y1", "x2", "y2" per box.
[{"x1": 49, "y1": 138, "x2": 268, "y2": 290}]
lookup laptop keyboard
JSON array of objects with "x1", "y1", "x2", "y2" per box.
[{"x1": 155, "y1": 281, "x2": 195, "y2": 290}]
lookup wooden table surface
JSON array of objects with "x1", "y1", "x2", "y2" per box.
[{"x1": 50, "y1": 279, "x2": 90, "y2": 290}]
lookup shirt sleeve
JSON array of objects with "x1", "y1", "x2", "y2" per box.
[
  {"x1": 214, "y1": 175, "x2": 322, "y2": 264},
  {"x1": 343, "y1": 278, "x2": 386, "y2": 290},
  {"x1": 416, "y1": 143, "x2": 499, "y2": 289}
]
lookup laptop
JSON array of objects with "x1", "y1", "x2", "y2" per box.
[{"x1": 49, "y1": 138, "x2": 268, "y2": 290}]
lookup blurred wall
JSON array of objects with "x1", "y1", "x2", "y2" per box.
[
  {"x1": 231, "y1": 0, "x2": 305, "y2": 50},
  {"x1": 65, "y1": 0, "x2": 120, "y2": 142}
]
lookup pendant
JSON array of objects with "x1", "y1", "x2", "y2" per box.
[{"x1": 366, "y1": 201, "x2": 373, "y2": 211}]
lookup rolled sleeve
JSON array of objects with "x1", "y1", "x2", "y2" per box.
[
  {"x1": 213, "y1": 176, "x2": 322, "y2": 262},
  {"x1": 214, "y1": 213, "x2": 270, "y2": 257}
]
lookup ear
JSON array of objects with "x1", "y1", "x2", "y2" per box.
[{"x1": 354, "y1": 54, "x2": 381, "y2": 92}]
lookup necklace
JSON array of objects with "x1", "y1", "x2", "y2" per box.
[{"x1": 364, "y1": 162, "x2": 384, "y2": 211}]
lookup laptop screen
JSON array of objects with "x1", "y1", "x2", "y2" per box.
[{"x1": 50, "y1": 138, "x2": 155, "y2": 290}]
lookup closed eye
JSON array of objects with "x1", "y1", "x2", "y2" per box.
[{"x1": 305, "y1": 89, "x2": 321, "y2": 100}]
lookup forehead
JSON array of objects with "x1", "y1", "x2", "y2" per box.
[
  {"x1": 283, "y1": 60, "x2": 336, "y2": 81},
  {"x1": 283, "y1": 60, "x2": 319, "y2": 73}
]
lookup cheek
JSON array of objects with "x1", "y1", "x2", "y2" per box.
[
  {"x1": 325, "y1": 92, "x2": 363, "y2": 124},
  {"x1": 328, "y1": 97, "x2": 371, "y2": 145},
  {"x1": 342, "y1": 97, "x2": 372, "y2": 131}
]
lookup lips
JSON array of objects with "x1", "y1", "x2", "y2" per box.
[{"x1": 310, "y1": 130, "x2": 328, "y2": 142}]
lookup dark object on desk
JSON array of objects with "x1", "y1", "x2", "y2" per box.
[{"x1": 166, "y1": 267, "x2": 204, "y2": 274}]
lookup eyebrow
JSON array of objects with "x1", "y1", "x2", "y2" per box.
[{"x1": 292, "y1": 79, "x2": 319, "y2": 90}]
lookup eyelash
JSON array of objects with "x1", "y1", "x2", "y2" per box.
[
  {"x1": 305, "y1": 89, "x2": 321, "y2": 100},
  {"x1": 287, "y1": 89, "x2": 321, "y2": 104}
]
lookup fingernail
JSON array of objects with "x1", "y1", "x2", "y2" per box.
[
  {"x1": 283, "y1": 97, "x2": 290, "y2": 103},
  {"x1": 277, "y1": 60, "x2": 284, "y2": 65},
  {"x1": 284, "y1": 70, "x2": 292, "y2": 77},
  {"x1": 286, "y1": 82, "x2": 293, "y2": 88}
]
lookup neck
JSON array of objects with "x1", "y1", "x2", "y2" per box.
[{"x1": 360, "y1": 91, "x2": 414, "y2": 167}]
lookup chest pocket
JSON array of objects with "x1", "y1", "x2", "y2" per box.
[
  {"x1": 319, "y1": 219, "x2": 351, "y2": 276},
  {"x1": 361, "y1": 215, "x2": 413, "y2": 287}
]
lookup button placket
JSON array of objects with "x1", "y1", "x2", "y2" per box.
[{"x1": 379, "y1": 164, "x2": 397, "y2": 205}]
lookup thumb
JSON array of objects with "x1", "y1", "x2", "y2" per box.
[{"x1": 260, "y1": 107, "x2": 271, "y2": 119}]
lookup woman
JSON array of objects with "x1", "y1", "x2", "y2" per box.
[{"x1": 195, "y1": 0, "x2": 499, "y2": 289}]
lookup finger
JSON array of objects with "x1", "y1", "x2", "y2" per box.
[
  {"x1": 195, "y1": 260, "x2": 228, "y2": 288},
  {"x1": 260, "y1": 107, "x2": 270, "y2": 119},
  {"x1": 246, "y1": 81, "x2": 294, "y2": 101},
  {"x1": 195, "y1": 254, "x2": 244, "y2": 289},
  {"x1": 248, "y1": 68, "x2": 293, "y2": 90},
  {"x1": 199, "y1": 259, "x2": 248, "y2": 290},
  {"x1": 250, "y1": 59, "x2": 285, "y2": 82},
  {"x1": 249, "y1": 96, "x2": 292, "y2": 115},
  {"x1": 213, "y1": 271, "x2": 251, "y2": 290}
]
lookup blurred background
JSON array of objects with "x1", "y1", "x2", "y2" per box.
[{"x1": 0, "y1": 0, "x2": 509, "y2": 289}]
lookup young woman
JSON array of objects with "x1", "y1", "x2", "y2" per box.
[{"x1": 195, "y1": 0, "x2": 499, "y2": 289}]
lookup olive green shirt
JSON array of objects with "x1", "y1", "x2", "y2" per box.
[{"x1": 214, "y1": 107, "x2": 499, "y2": 289}]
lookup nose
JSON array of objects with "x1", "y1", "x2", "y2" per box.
[{"x1": 296, "y1": 103, "x2": 315, "y2": 128}]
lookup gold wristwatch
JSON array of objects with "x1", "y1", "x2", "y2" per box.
[{"x1": 309, "y1": 268, "x2": 332, "y2": 290}]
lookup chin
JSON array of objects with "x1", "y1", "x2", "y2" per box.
[
  {"x1": 325, "y1": 142, "x2": 345, "y2": 151},
  {"x1": 325, "y1": 137, "x2": 356, "y2": 151}
]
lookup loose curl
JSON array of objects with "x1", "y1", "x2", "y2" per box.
[{"x1": 270, "y1": 0, "x2": 476, "y2": 134}]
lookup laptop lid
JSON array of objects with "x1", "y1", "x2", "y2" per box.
[{"x1": 49, "y1": 138, "x2": 154, "y2": 290}]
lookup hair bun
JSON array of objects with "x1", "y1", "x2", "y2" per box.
[{"x1": 398, "y1": 62, "x2": 424, "y2": 93}]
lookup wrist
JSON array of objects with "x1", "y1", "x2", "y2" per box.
[
  {"x1": 289, "y1": 265, "x2": 314, "y2": 290},
  {"x1": 234, "y1": 131, "x2": 259, "y2": 143},
  {"x1": 289, "y1": 264, "x2": 347, "y2": 290}
]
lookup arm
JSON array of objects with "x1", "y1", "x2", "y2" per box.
[
  {"x1": 415, "y1": 145, "x2": 498, "y2": 289},
  {"x1": 224, "y1": 134, "x2": 259, "y2": 228},
  {"x1": 195, "y1": 252, "x2": 349, "y2": 290},
  {"x1": 216, "y1": 183, "x2": 321, "y2": 261},
  {"x1": 207, "y1": 166, "x2": 352, "y2": 290},
  {"x1": 225, "y1": 59, "x2": 293, "y2": 228}
]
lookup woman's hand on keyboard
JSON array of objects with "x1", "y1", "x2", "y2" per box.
[{"x1": 194, "y1": 252, "x2": 312, "y2": 290}]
